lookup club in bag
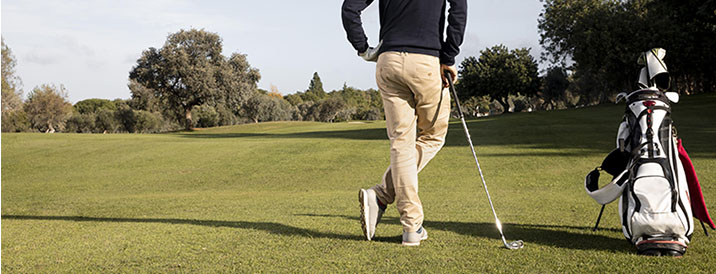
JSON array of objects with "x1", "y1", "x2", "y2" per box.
[{"x1": 445, "y1": 72, "x2": 524, "y2": 250}]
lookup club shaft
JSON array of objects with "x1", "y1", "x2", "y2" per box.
[
  {"x1": 458, "y1": 116, "x2": 503, "y2": 232},
  {"x1": 446, "y1": 73, "x2": 509, "y2": 243}
]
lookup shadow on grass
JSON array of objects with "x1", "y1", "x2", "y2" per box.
[
  {"x1": 297, "y1": 213, "x2": 632, "y2": 252},
  {"x1": 2, "y1": 214, "x2": 629, "y2": 251},
  {"x1": 1, "y1": 215, "x2": 363, "y2": 241}
]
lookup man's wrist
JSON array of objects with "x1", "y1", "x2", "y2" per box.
[{"x1": 357, "y1": 42, "x2": 369, "y2": 55}]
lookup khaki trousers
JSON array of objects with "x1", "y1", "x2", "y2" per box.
[{"x1": 371, "y1": 52, "x2": 451, "y2": 233}]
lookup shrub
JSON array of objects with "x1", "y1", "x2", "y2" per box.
[
  {"x1": 65, "y1": 113, "x2": 96, "y2": 133},
  {"x1": 193, "y1": 104, "x2": 220, "y2": 128},
  {"x1": 134, "y1": 110, "x2": 163, "y2": 133},
  {"x1": 1, "y1": 110, "x2": 30, "y2": 132}
]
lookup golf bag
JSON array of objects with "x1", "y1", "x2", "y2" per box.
[{"x1": 585, "y1": 48, "x2": 714, "y2": 256}]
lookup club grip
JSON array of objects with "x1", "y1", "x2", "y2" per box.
[{"x1": 445, "y1": 71, "x2": 464, "y2": 119}]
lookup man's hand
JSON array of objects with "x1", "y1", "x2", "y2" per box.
[
  {"x1": 359, "y1": 40, "x2": 383, "y2": 62},
  {"x1": 441, "y1": 64, "x2": 457, "y2": 88}
]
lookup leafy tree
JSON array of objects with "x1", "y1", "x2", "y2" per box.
[
  {"x1": 134, "y1": 110, "x2": 164, "y2": 133},
  {"x1": 215, "y1": 104, "x2": 238, "y2": 126},
  {"x1": 242, "y1": 92, "x2": 293, "y2": 123},
  {"x1": 74, "y1": 98, "x2": 117, "y2": 114},
  {"x1": 219, "y1": 53, "x2": 261, "y2": 113},
  {"x1": 284, "y1": 93, "x2": 304, "y2": 106},
  {"x1": 1, "y1": 110, "x2": 29, "y2": 132},
  {"x1": 65, "y1": 113, "x2": 96, "y2": 133},
  {"x1": 330, "y1": 85, "x2": 383, "y2": 120},
  {"x1": 1, "y1": 39, "x2": 30, "y2": 132},
  {"x1": 316, "y1": 97, "x2": 347, "y2": 122},
  {"x1": 457, "y1": 45, "x2": 540, "y2": 112},
  {"x1": 262, "y1": 96, "x2": 294, "y2": 122},
  {"x1": 357, "y1": 107, "x2": 383, "y2": 120},
  {"x1": 24, "y1": 84, "x2": 73, "y2": 133},
  {"x1": 114, "y1": 100, "x2": 138, "y2": 133},
  {"x1": 541, "y1": 66, "x2": 570, "y2": 109},
  {"x1": 296, "y1": 101, "x2": 318, "y2": 121},
  {"x1": 127, "y1": 79, "x2": 160, "y2": 112},
  {"x1": 129, "y1": 28, "x2": 260, "y2": 130},
  {"x1": 539, "y1": 0, "x2": 716, "y2": 97},
  {"x1": 2, "y1": 38, "x2": 23, "y2": 114},
  {"x1": 192, "y1": 104, "x2": 220, "y2": 128},
  {"x1": 639, "y1": 0, "x2": 716, "y2": 93},
  {"x1": 95, "y1": 108, "x2": 119, "y2": 133},
  {"x1": 242, "y1": 93, "x2": 269, "y2": 123}
]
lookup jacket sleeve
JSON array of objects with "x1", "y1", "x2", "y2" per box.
[
  {"x1": 342, "y1": 0, "x2": 374, "y2": 54},
  {"x1": 440, "y1": 0, "x2": 467, "y2": 66}
]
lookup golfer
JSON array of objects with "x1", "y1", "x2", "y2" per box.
[{"x1": 342, "y1": 0, "x2": 467, "y2": 246}]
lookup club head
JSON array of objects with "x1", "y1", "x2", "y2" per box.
[{"x1": 505, "y1": 240, "x2": 524, "y2": 250}]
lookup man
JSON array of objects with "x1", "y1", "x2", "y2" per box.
[{"x1": 342, "y1": 0, "x2": 467, "y2": 246}]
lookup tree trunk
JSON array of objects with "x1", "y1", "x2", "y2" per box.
[
  {"x1": 46, "y1": 122, "x2": 55, "y2": 133},
  {"x1": 498, "y1": 97, "x2": 510, "y2": 113},
  {"x1": 185, "y1": 108, "x2": 193, "y2": 131}
]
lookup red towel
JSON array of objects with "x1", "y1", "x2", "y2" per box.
[{"x1": 677, "y1": 139, "x2": 715, "y2": 229}]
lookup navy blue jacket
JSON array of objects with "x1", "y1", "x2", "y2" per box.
[{"x1": 342, "y1": 0, "x2": 467, "y2": 66}]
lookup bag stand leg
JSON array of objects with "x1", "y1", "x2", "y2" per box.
[
  {"x1": 702, "y1": 221, "x2": 710, "y2": 236},
  {"x1": 593, "y1": 205, "x2": 606, "y2": 231}
]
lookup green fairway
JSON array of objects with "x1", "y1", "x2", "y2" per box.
[{"x1": 2, "y1": 93, "x2": 715, "y2": 272}]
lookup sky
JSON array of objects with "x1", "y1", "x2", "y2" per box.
[{"x1": 1, "y1": 0, "x2": 545, "y2": 103}]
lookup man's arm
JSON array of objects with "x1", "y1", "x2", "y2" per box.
[
  {"x1": 342, "y1": 0, "x2": 374, "y2": 54},
  {"x1": 440, "y1": 0, "x2": 467, "y2": 66}
]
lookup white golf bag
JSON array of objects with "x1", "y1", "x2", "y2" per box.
[{"x1": 585, "y1": 49, "x2": 699, "y2": 255}]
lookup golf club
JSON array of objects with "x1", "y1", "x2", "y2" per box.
[{"x1": 445, "y1": 72, "x2": 524, "y2": 250}]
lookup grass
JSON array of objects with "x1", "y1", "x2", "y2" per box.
[{"x1": 2, "y1": 93, "x2": 715, "y2": 272}]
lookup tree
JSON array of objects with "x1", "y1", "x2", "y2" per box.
[
  {"x1": 302, "y1": 72, "x2": 326, "y2": 102},
  {"x1": 129, "y1": 28, "x2": 260, "y2": 130},
  {"x1": 127, "y1": 79, "x2": 160, "y2": 112},
  {"x1": 538, "y1": 0, "x2": 716, "y2": 97},
  {"x1": 457, "y1": 45, "x2": 540, "y2": 112},
  {"x1": 2, "y1": 38, "x2": 23, "y2": 114},
  {"x1": 2, "y1": 39, "x2": 30, "y2": 132},
  {"x1": 242, "y1": 92, "x2": 293, "y2": 123},
  {"x1": 219, "y1": 53, "x2": 261, "y2": 114},
  {"x1": 541, "y1": 66, "x2": 570, "y2": 109},
  {"x1": 74, "y1": 98, "x2": 117, "y2": 114},
  {"x1": 65, "y1": 113, "x2": 96, "y2": 133},
  {"x1": 316, "y1": 97, "x2": 347, "y2": 122},
  {"x1": 331, "y1": 84, "x2": 384, "y2": 120},
  {"x1": 284, "y1": 93, "x2": 304, "y2": 106},
  {"x1": 192, "y1": 104, "x2": 220, "y2": 128},
  {"x1": 24, "y1": 84, "x2": 73, "y2": 133}
]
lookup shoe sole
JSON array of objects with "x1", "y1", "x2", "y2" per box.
[{"x1": 359, "y1": 189, "x2": 371, "y2": 241}]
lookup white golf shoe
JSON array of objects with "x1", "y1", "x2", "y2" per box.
[
  {"x1": 402, "y1": 226, "x2": 428, "y2": 246},
  {"x1": 359, "y1": 188, "x2": 384, "y2": 240}
]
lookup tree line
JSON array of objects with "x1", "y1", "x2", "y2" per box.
[{"x1": 1, "y1": 30, "x2": 384, "y2": 133}]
